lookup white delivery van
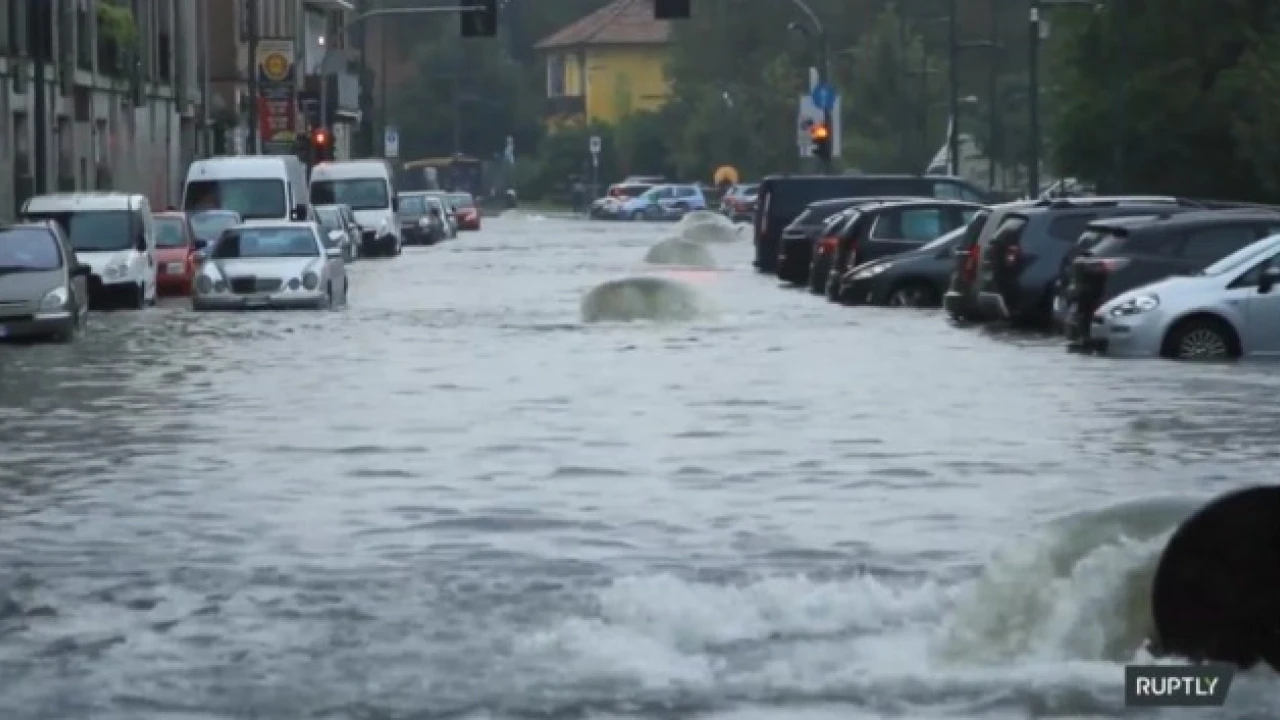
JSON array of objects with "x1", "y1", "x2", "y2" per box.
[
  {"x1": 21, "y1": 193, "x2": 157, "y2": 309},
  {"x1": 182, "y1": 155, "x2": 310, "y2": 222},
  {"x1": 310, "y1": 160, "x2": 401, "y2": 257}
]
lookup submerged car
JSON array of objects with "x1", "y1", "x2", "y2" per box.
[
  {"x1": 191, "y1": 222, "x2": 347, "y2": 311},
  {"x1": 448, "y1": 192, "x2": 481, "y2": 230},
  {"x1": 154, "y1": 211, "x2": 197, "y2": 296},
  {"x1": 1089, "y1": 234, "x2": 1280, "y2": 360},
  {"x1": 314, "y1": 204, "x2": 361, "y2": 262},
  {"x1": 0, "y1": 222, "x2": 91, "y2": 341}
]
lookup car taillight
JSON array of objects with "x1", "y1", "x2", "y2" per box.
[
  {"x1": 818, "y1": 236, "x2": 837, "y2": 253},
  {"x1": 962, "y1": 247, "x2": 979, "y2": 279}
]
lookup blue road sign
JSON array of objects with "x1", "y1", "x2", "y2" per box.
[{"x1": 811, "y1": 83, "x2": 835, "y2": 113}]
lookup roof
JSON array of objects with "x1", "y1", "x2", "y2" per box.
[
  {"x1": 1090, "y1": 208, "x2": 1280, "y2": 231},
  {"x1": 535, "y1": 0, "x2": 671, "y2": 50},
  {"x1": 24, "y1": 192, "x2": 146, "y2": 212}
]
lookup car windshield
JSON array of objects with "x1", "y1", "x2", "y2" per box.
[
  {"x1": 400, "y1": 195, "x2": 428, "y2": 215},
  {"x1": 212, "y1": 227, "x2": 320, "y2": 259},
  {"x1": 919, "y1": 226, "x2": 966, "y2": 252},
  {"x1": 189, "y1": 211, "x2": 242, "y2": 242},
  {"x1": 23, "y1": 210, "x2": 133, "y2": 252},
  {"x1": 155, "y1": 217, "x2": 188, "y2": 248},
  {"x1": 448, "y1": 193, "x2": 474, "y2": 208},
  {"x1": 615, "y1": 184, "x2": 652, "y2": 198},
  {"x1": 184, "y1": 179, "x2": 288, "y2": 220},
  {"x1": 1199, "y1": 238, "x2": 1278, "y2": 276},
  {"x1": 0, "y1": 228, "x2": 62, "y2": 271},
  {"x1": 312, "y1": 178, "x2": 390, "y2": 211}
]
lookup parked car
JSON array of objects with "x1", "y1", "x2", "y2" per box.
[
  {"x1": 20, "y1": 192, "x2": 158, "y2": 309},
  {"x1": 821, "y1": 198, "x2": 981, "y2": 297},
  {"x1": 776, "y1": 197, "x2": 887, "y2": 284},
  {"x1": 752, "y1": 174, "x2": 990, "y2": 274},
  {"x1": 1058, "y1": 209, "x2": 1280, "y2": 343},
  {"x1": 837, "y1": 225, "x2": 972, "y2": 307},
  {"x1": 621, "y1": 184, "x2": 708, "y2": 221},
  {"x1": 591, "y1": 183, "x2": 655, "y2": 219},
  {"x1": 191, "y1": 222, "x2": 347, "y2": 311},
  {"x1": 153, "y1": 211, "x2": 198, "y2": 296},
  {"x1": 397, "y1": 193, "x2": 441, "y2": 245},
  {"x1": 188, "y1": 209, "x2": 243, "y2": 245},
  {"x1": 445, "y1": 192, "x2": 479, "y2": 231},
  {"x1": 314, "y1": 204, "x2": 361, "y2": 261},
  {"x1": 946, "y1": 196, "x2": 1196, "y2": 326},
  {"x1": 720, "y1": 183, "x2": 759, "y2": 222},
  {"x1": 0, "y1": 221, "x2": 91, "y2": 342},
  {"x1": 1089, "y1": 233, "x2": 1280, "y2": 360}
]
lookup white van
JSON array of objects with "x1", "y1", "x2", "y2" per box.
[
  {"x1": 310, "y1": 160, "x2": 401, "y2": 257},
  {"x1": 21, "y1": 193, "x2": 157, "y2": 309},
  {"x1": 182, "y1": 155, "x2": 310, "y2": 222}
]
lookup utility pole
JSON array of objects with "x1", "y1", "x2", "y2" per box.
[
  {"x1": 1111, "y1": 0, "x2": 1126, "y2": 191},
  {"x1": 1027, "y1": 1, "x2": 1040, "y2": 197},
  {"x1": 987, "y1": 0, "x2": 1000, "y2": 191},
  {"x1": 946, "y1": 0, "x2": 960, "y2": 177},
  {"x1": 246, "y1": 0, "x2": 259, "y2": 154},
  {"x1": 31, "y1": 0, "x2": 49, "y2": 194},
  {"x1": 452, "y1": 40, "x2": 462, "y2": 155},
  {"x1": 897, "y1": 5, "x2": 909, "y2": 170}
]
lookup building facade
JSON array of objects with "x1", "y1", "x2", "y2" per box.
[
  {"x1": 535, "y1": 0, "x2": 671, "y2": 129},
  {"x1": 0, "y1": 0, "x2": 363, "y2": 220}
]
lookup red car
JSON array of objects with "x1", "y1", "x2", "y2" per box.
[
  {"x1": 153, "y1": 212, "x2": 197, "y2": 296},
  {"x1": 448, "y1": 192, "x2": 481, "y2": 231}
]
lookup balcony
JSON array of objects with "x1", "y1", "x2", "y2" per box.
[{"x1": 544, "y1": 95, "x2": 585, "y2": 118}]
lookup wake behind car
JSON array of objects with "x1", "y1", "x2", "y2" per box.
[
  {"x1": 1090, "y1": 233, "x2": 1280, "y2": 360},
  {"x1": 20, "y1": 192, "x2": 158, "y2": 309},
  {"x1": 0, "y1": 221, "x2": 91, "y2": 342},
  {"x1": 191, "y1": 222, "x2": 347, "y2": 311}
]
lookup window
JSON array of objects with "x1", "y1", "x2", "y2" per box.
[
  {"x1": 21, "y1": 210, "x2": 137, "y2": 252},
  {"x1": 154, "y1": 217, "x2": 188, "y2": 247},
  {"x1": 900, "y1": 208, "x2": 944, "y2": 241},
  {"x1": 1124, "y1": 231, "x2": 1185, "y2": 257},
  {"x1": 185, "y1": 179, "x2": 287, "y2": 220},
  {"x1": 546, "y1": 55, "x2": 565, "y2": 97},
  {"x1": 399, "y1": 195, "x2": 427, "y2": 214},
  {"x1": 1230, "y1": 252, "x2": 1280, "y2": 287},
  {"x1": 312, "y1": 178, "x2": 390, "y2": 211},
  {"x1": 1047, "y1": 214, "x2": 1099, "y2": 242},
  {"x1": 212, "y1": 228, "x2": 319, "y2": 259},
  {"x1": 1180, "y1": 225, "x2": 1260, "y2": 262},
  {"x1": 0, "y1": 228, "x2": 63, "y2": 270},
  {"x1": 988, "y1": 216, "x2": 1028, "y2": 248},
  {"x1": 189, "y1": 210, "x2": 242, "y2": 242},
  {"x1": 931, "y1": 181, "x2": 961, "y2": 199}
]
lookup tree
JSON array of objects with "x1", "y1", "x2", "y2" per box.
[{"x1": 1048, "y1": 0, "x2": 1280, "y2": 200}]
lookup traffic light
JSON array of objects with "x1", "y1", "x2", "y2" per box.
[
  {"x1": 809, "y1": 121, "x2": 832, "y2": 161},
  {"x1": 460, "y1": 0, "x2": 497, "y2": 37},
  {"x1": 654, "y1": 0, "x2": 691, "y2": 19},
  {"x1": 311, "y1": 127, "x2": 333, "y2": 163}
]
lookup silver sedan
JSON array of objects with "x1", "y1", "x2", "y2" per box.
[{"x1": 191, "y1": 222, "x2": 348, "y2": 311}]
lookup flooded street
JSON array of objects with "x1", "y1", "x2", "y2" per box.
[{"x1": 2, "y1": 213, "x2": 1278, "y2": 719}]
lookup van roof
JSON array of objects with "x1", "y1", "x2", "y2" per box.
[
  {"x1": 188, "y1": 156, "x2": 297, "y2": 180},
  {"x1": 24, "y1": 192, "x2": 146, "y2": 213},
  {"x1": 311, "y1": 160, "x2": 392, "y2": 180}
]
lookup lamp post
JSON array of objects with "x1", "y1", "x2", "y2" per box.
[
  {"x1": 786, "y1": 0, "x2": 830, "y2": 174},
  {"x1": 1028, "y1": 0, "x2": 1103, "y2": 197}
]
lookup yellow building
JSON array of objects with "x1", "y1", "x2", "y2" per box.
[{"x1": 534, "y1": 0, "x2": 672, "y2": 128}]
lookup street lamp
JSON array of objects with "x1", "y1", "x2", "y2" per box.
[{"x1": 786, "y1": 0, "x2": 831, "y2": 174}]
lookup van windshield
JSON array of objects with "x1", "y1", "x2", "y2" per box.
[
  {"x1": 312, "y1": 179, "x2": 390, "y2": 211},
  {"x1": 22, "y1": 210, "x2": 134, "y2": 252},
  {"x1": 184, "y1": 179, "x2": 288, "y2": 220}
]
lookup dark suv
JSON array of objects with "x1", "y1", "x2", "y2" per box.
[
  {"x1": 957, "y1": 197, "x2": 1202, "y2": 326},
  {"x1": 776, "y1": 197, "x2": 892, "y2": 284},
  {"x1": 753, "y1": 174, "x2": 989, "y2": 273},
  {"x1": 823, "y1": 198, "x2": 982, "y2": 300},
  {"x1": 1060, "y1": 209, "x2": 1280, "y2": 342}
]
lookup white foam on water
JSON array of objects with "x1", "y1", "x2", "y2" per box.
[
  {"x1": 644, "y1": 236, "x2": 718, "y2": 268},
  {"x1": 580, "y1": 276, "x2": 714, "y2": 323}
]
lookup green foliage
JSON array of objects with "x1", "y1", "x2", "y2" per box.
[
  {"x1": 97, "y1": 2, "x2": 138, "y2": 50},
  {"x1": 1048, "y1": 0, "x2": 1280, "y2": 200}
]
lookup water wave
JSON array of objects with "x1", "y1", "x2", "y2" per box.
[
  {"x1": 580, "y1": 276, "x2": 711, "y2": 323},
  {"x1": 644, "y1": 237, "x2": 717, "y2": 268}
]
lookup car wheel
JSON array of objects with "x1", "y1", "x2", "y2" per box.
[
  {"x1": 1163, "y1": 316, "x2": 1237, "y2": 361},
  {"x1": 887, "y1": 281, "x2": 938, "y2": 308},
  {"x1": 133, "y1": 282, "x2": 146, "y2": 309}
]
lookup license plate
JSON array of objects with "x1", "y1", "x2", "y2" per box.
[
  {"x1": 165, "y1": 262, "x2": 184, "y2": 275},
  {"x1": 244, "y1": 297, "x2": 269, "y2": 307}
]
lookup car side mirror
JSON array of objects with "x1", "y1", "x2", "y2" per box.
[
  {"x1": 1258, "y1": 265, "x2": 1280, "y2": 294},
  {"x1": 71, "y1": 263, "x2": 91, "y2": 277},
  {"x1": 325, "y1": 247, "x2": 343, "y2": 259},
  {"x1": 292, "y1": 204, "x2": 308, "y2": 221}
]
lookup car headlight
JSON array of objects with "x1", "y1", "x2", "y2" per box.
[
  {"x1": 104, "y1": 260, "x2": 127, "y2": 279},
  {"x1": 853, "y1": 263, "x2": 891, "y2": 280},
  {"x1": 302, "y1": 272, "x2": 320, "y2": 290},
  {"x1": 194, "y1": 275, "x2": 213, "y2": 294},
  {"x1": 418, "y1": 217, "x2": 430, "y2": 228},
  {"x1": 40, "y1": 286, "x2": 69, "y2": 310},
  {"x1": 1109, "y1": 293, "x2": 1159, "y2": 317}
]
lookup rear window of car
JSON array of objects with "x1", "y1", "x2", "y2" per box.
[
  {"x1": 1179, "y1": 223, "x2": 1262, "y2": 261},
  {"x1": 989, "y1": 215, "x2": 1029, "y2": 246},
  {"x1": 958, "y1": 209, "x2": 990, "y2": 249},
  {"x1": 792, "y1": 202, "x2": 852, "y2": 226}
]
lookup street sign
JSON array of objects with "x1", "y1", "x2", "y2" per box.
[
  {"x1": 383, "y1": 126, "x2": 399, "y2": 158},
  {"x1": 589, "y1": 135, "x2": 601, "y2": 153},
  {"x1": 796, "y1": 94, "x2": 842, "y2": 159},
  {"x1": 811, "y1": 82, "x2": 835, "y2": 113}
]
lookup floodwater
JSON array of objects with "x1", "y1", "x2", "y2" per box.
[{"x1": 1, "y1": 213, "x2": 1277, "y2": 719}]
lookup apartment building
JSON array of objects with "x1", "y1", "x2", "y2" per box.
[{"x1": 0, "y1": 0, "x2": 363, "y2": 220}]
